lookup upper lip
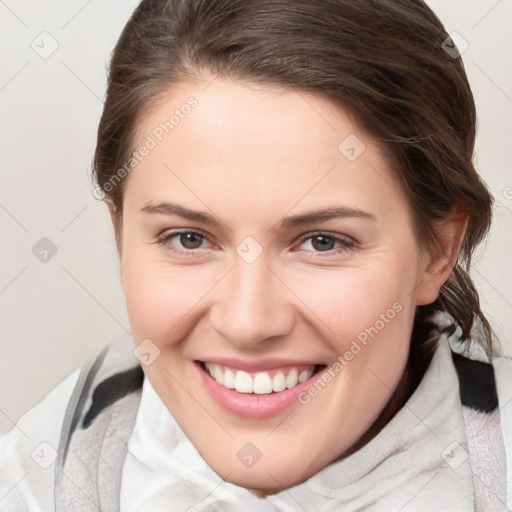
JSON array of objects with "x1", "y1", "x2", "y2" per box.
[{"x1": 198, "y1": 357, "x2": 323, "y2": 372}]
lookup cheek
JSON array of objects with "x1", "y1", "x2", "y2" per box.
[
  {"x1": 289, "y1": 258, "x2": 419, "y2": 348},
  {"x1": 121, "y1": 235, "x2": 421, "y2": 357},
  {"x1": 121, "y1": 252, "x2": 214, "y2": 343}
]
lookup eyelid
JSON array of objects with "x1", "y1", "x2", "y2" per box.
[
  {"x1": 155, "y1": 228, "x2": 214, "y2": 253},
  {"x1": 157, "y1": 227, "x2": 210, "y2": 240},
  {"x1": 297, "y1": 230, "x2": 355, "y2": 245},
  {"x1": 294, "y1": 231, "x2": 356, "y2": 255},
  {"x1": 155, "y1": 228, "x2": 356, "y2": 257}
]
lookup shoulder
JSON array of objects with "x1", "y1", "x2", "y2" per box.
[
  {"x1": 0, "y1": 366, "x2": 81, "y2": 511},
  {"x1": 54, "y1": 337, "x2": 143, "y2": 511},
  {"x1": 448, "y1": 334, "x2": 512, "y2": 510},
  {"x1": 0, "y1": 336, "x2": 143, "y2": 511},
  {"x1": 489, "y1": 351, "x2": 512, "y2": 507}
]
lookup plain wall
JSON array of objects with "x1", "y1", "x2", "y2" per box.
[{"x1": 0, "y1": 0, "x2": 511, "y2": 435}]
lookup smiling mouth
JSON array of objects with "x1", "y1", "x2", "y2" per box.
[{"x1": 198, "y1": 361, "x2": 325, "y2": 394}]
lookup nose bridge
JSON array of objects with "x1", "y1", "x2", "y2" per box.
[{"x1": 210, "y1": 252, "x2": 295, "y2": 346}]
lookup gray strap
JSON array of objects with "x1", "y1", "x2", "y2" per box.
[{"x1": 54, "y1": 336, "x2": 142, "y2": 512}]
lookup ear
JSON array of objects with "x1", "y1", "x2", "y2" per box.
[{"x1": 415, "y1": 214, "x2": 469, "y2": 306}]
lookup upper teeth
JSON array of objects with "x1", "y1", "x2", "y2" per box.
[{"x1": 204, "y1": 363, "x2": 315, "y2": 394}]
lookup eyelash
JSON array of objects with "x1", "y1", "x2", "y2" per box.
[{"x1": 155, "y1": 229, "x2": 355, "y2": 258}]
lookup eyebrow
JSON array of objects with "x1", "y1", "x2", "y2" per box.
[
  {"x1": 140, "y1": 201, "x2": 376, "y2": 228},
  {"x1": 280, "y1": 205, "x2": 376, "y2": 228},
  {"x1": 141, "y1": 201, "x2": 218, "y2": 224}
]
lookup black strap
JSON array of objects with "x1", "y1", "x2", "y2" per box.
[
  {"x1": 82, "y1": 366, "x2": 144, "y2": 429},
  {"x1": 451, "y1": 351, "x2": 498, "y2": 413}
]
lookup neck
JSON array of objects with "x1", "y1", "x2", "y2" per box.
[{"x1": 341, "y1": 327, "x2": 437, "y2": 458}]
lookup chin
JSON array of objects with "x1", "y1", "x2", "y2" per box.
[{"x1": 204, "y1": 446, "x2": 325, "y2": 493}]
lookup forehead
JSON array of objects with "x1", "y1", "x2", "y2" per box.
[{"x1": 124, "y1": 78, "x2": 408, "y2": 223}]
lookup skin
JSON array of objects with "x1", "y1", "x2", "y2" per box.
[{"x1": 108, "y1": 77, "x2": 466, "y2": 493}]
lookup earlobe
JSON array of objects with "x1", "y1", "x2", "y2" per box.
[{"x1": 415, "y1": 215, "x2": 468, "y2": 306}]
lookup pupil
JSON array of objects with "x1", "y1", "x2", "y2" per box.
[
  {"x1": 181, "y1": 232, "x2": 203, "y2": 249},
  {"x1": 312, "y1": 235, "x2": 334, "y2": 251}
]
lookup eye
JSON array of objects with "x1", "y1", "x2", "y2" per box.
[
  {"x1": 296, "y1": 232, "x2": 355, "y2": 255},
  {"x1": 154, "y1": 229, "x2": 355, "y2": 258},
  {"x1": 155, "y1": 229, "x2": 212, "y2": 255}
]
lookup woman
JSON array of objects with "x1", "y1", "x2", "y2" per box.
[{"x1": 1, "y1": 0, "x2": 511, "y2": 510}]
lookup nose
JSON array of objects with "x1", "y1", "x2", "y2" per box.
[{"x1": 209, "y1": 255, "x2": 296, "y2": 348}]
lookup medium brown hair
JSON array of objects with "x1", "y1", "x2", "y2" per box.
[{"x1": 93, "y1": 0, "x2": 496, "y2": 356}]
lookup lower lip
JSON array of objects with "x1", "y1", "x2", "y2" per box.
[{"x1": 196, "y1": 362, "x2": 321, "y2": 419}]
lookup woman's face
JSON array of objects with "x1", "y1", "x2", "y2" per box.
[{"x1": 117, "y1": 78, "x2": 441, "y2": 491}]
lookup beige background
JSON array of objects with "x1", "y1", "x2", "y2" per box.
[{"x1": 0, "y1": 0, "x2": 511, "y2": 435}]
